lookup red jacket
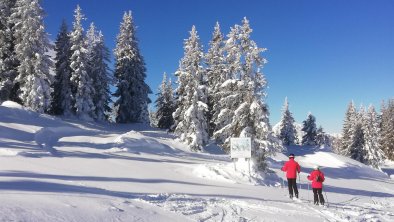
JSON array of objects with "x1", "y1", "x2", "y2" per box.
[
  {"x1": 281, "y1": 159, "x2": 301, "y2": 179},
  {"x1": 307, "y1": 170, "x2": 325, "y2": 188}
]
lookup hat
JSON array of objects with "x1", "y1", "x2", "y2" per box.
[
  {"x1": 288, "y1": 153, "x2": 295, "y2": 158},
  {"x1": 314, "y1": 165, "x2": 320, "y2": 170}
]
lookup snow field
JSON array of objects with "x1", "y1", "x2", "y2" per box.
[{"x1": 1, "y1": 101, "x2": 394, "y2": 221}]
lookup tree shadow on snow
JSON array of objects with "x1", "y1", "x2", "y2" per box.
[
  {"x1": 0, "y1": 171, "x2": 222, "y2": 187},
  {"x1": 324, "y1": 184, "x2": 394, "y2": 198},
  {"x1": 0, "y1": 179, "x2": 289, "y2": 204}
]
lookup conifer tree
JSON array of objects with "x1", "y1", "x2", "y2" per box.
[
  {"x1": 205, "y1": 22, "x2": 227, "y2": 136},
  {"x1": 341, "y1": 101, "x2": 357, "y2": 156},
  {"x1": 278, "y1": 97, "x2": 297, "y2": 145},
  {"x1": 50, "y1": 20, "x2": 73, "y2": 116},
  {"x1": 113, "y1": 11, "x2": 151, "y2": 123},
  {"x1": 315, "y1": 126, "x2": 329, "y2": 147},
  {"x1": 155, "y1": 73, "x2": 175, "y2": 129},
  {"x1": 362, "y1": 105, "x2": 384, "y2": 168},
  {"x1": 11, "y1": 0, "x2": 52, "y2": 113},
  {"x1": 86, "y1": 23, "x2": 111, "y2": 121},
  {"x1": 213, "y1": 18, "x2": 281, "y2": 170},
  {"x1": 381, "y1": 99, "x2": 394, "y2": 160},
  {"x1": 301, "y1": 112, "x2": 317, "y2": 146},
  {"x1": 349, "y1": 107, "x2": 365, "y2": 163},
  {"x1": 173, "y1": 26, "x2": 208, "y2": 151},
  {"x1": 0, "y1": 0, "x2": 19, "y2": 102}
]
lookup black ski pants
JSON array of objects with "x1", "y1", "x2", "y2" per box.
[
  {"x1": 287, "y1": 178, "x2": 298, "y2": 198},
  {"x1": 313, "y1": 188, "x2": 325, "y2": 205}
]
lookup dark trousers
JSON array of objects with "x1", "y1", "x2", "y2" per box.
[
  {"x1": 313, "y1": 188, "x2": 325, "y2": 205},
  {"x1": 287, "y1": 178, "x2": 298, "y2": 198}
]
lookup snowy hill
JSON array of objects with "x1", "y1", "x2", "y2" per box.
[{"x1": 1, "y1": 101, "x2": 394, "y2": 222}]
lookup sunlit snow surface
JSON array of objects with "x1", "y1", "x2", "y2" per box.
[{"x1": 1, "y1": 101, "x2": 394, "y2": 221}]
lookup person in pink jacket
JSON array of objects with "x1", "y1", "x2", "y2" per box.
[
  {"x1": 307, "y1": 165, "x2": 325, "y2": 205},
  {"x1": 281, "y1": 153, "x2": 301, "y2": 199}
]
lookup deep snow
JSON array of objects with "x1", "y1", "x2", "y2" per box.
[{"x1": 1, "y1": 101, "x2": 394, "y2": 222}]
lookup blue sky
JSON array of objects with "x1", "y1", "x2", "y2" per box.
[{"x1": 41, "y1": 0, "x2": 394, "y2": 133}]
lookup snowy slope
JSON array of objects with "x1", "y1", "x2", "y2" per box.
[{"x1": 1, "y1": 101, "x2": 394, "y2": 222}]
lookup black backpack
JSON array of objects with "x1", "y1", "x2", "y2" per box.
[{"x1": 315, "y1": 173, "x2": 322, "y2": 182}]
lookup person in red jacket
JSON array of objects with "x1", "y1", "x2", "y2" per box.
[
  {"x1": 281, "y1": 153, "x2": 301, "y2": 199},
  {"x1": 307, "y1": 165, "x2": 325, "y2": 205}
]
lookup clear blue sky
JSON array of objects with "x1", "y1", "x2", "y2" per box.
[{"x1": 42, "y1": 0, "x2": 394, "y2": 133}]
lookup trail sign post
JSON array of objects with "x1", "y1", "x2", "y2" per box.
[{"x1": 230, "y1": 137, "x2": 252, "y2": 176}]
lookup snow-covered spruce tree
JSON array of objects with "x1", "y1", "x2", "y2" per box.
[
  {"x1": 213, "y1": 18, "x2": 281, "y2": 170},
  {"x1": 301, "y1": 112, "x2": 317, "y2": 146},
  {"x1": 148, "y1": 108, "x2": 158, "y2": 127},
  {"x1": 69, "y1": 5, "x2": 95, "y2": 119},
  {"x1": 205, "y1": 22, "x2": 227, "y2": 136},
  {"x1": 315, "y1": 126, "x2": 329, "y2": 148},
  {"x1": 0, "y1": 0, "x2": 19, "y2": 102},
  {"x1": 278, "y1": 97, "x2": 297, "y2": 145},
  {"x1": 113, "y1": 11, "x2": 151, "y2": 123},
  {"x1": 341, "y1": 101, "x2": 357, "y2": 156},
  {"x1": 362, "y1": 105, "x2": 384, "y2": 168},
  {"x1": 50, "y1": 20, "x2": 73, "y2": 116},
  {"x1": 173, "y1": 26, "x2": 208, "y2": 151},
  {"x1": 86, "y1": 23, "x2": 111, "y2": 121},
  {"x1": 381, "y1": 99, "x2": 394, "y2": 160},
  {"x1": 155, "y1": 73, "x2": 175, "y2": 129},
  {"x1": 10, "y1": 0, "x2": 52, "y2": 113},
  {"x1": 349, "y1": 107, "x2": 365, "y2": 163}
]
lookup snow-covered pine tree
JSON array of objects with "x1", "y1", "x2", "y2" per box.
[
  {"x1": 301, "y1": 112, "x2": 317, "y2": 146},
  {"x1": 362, "y1": 105, "x2": 384, "y2": 168},
  {"x1": 69, "y1": 5, "x2": 95, "y2": 119},
  {"x1": 205, "y1": 22, "x2": 227, "y2": 136},
  {"x1": 278, "y1": 97, "x2": 297, "y2": 145},
  {"x1": 50, "y1": 20, "x2": 73, "y2": 116},
  {"x1": 155, "y1": 73, "x2": 175, "y2": 129},
  {"x1": 173, "y1": 26, "x2": 208, "y2": 151},
  {"x1": 214, "y1": 18, "x2": 281, "y2": 170},
  {"x1": 10, "y1": 0, "x2": 52, "y2": 113},
  {"x1": 0, "y1": 0, "x2": 19, "y2": 102},
  {"x1": 113, "y1": 11, "x2": 151, "y2": 123},
  {"x1": 381, "y1": 99, "x2": 394, "y2": 160},
  {"x1": 349, "y1": 107, "x2": 365, "y2": 163},
  {"x1": 86, "y1": 23, "x2": 111, "y2": 121},
  {"x1": 341, "y1": 101, "x2": 357, "y2": 156}
]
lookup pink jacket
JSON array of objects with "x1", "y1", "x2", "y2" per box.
[
  {"x1": 281, "y1": 159, "x2": 301, "y2": 179},
  {"x1": 307, "y1": 170, "x2": 325, "y2": 188}
]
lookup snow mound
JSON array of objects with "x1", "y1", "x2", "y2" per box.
[
  {"x1": 1, "y1": 101, "x2": 24, "y2": 109},
  {"x1": 1, "y1": 100, "x2": 38, "y2": 118},
  {"x1": 34, "y1": 126, "x2": 85, "y2": 152},
  {"x1": 302, "y1": 151, "x2": 346, "y2": 168},
  {"x1": 0, "y1": 148, "x2": 21, "y2": 156},
  {"x1": 194, "y1": 159, "x2": 280, "y2": 186},
  {"x1": 113, "y1": 131, "x2": 176, "y2": 154}
]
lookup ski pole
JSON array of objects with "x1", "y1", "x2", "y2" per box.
[
  {"x1": 324, "y1": 190, "x2": 329, "y2": 207},
  {"x1": 298, "y1": 172, "x2": 301, "y2": 190},
  {"x1": 307, "y1": 181, "x2": 310, "y2": 202}
]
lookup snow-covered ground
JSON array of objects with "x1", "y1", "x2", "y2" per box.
[{"x1": 1, "y1": 101, "x2": 394, "y2": 222}]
